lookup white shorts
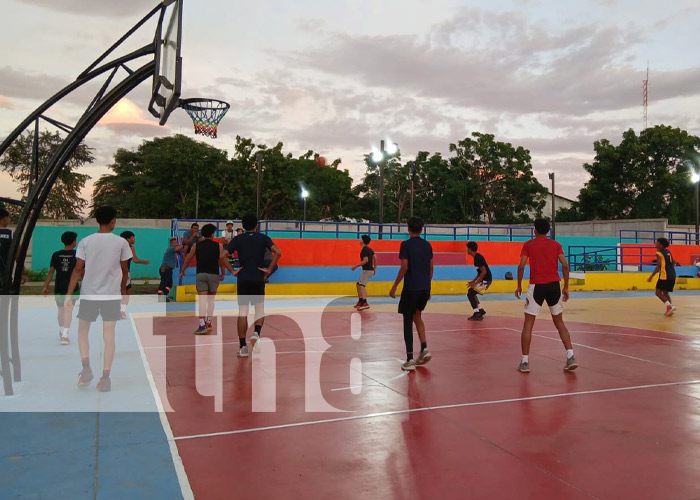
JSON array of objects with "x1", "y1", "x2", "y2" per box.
[
  {"x1": 357, "y1": 270, "x2": 374, "y2": 287},
  {"x1": 524, "y1": 282, "x2": 564, "y2": 316}
]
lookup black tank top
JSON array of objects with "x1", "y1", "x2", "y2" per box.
[{"x1": 196, "y1": 239, "x2": 220, "y2": 274}]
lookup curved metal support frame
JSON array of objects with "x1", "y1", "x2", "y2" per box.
[{"x1": 0, "y1": 3, "x2": 169, "y2": 396}]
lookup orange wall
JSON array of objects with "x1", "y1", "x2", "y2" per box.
[
  {"x1": 620, "y1": 243, "x2": 700, "y2": 265},
  {"x1": 272, "y1": 239, "x2": 525, "y2": 266}
]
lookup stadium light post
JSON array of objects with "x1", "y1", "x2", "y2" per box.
[
  {"x1": 410, "y1": 164, "x2": 416, "y2": 218},
  {"x1": 256, "y1": 153, "x2": 262, "y2": 218},
  {"x1": 371, "y1": 139, "x2": 399, "y2": 239},
  {"x1": 692, "y1": 171, "x2": 700, "y2": 245},
  {"x1": 549, "y1": 172, "x2": 556, "y2": 240},
  {"x1": 301, "y1": 187, "x2": 309, "y2": 233}
]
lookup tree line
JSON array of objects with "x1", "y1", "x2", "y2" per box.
[{"x1": 1, "y1": 125, "x2": 698, "y2": 225}]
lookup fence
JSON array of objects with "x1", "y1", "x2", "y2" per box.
[
  {"x1": 620, "y1": 229, "x2": 700, "y2": 245},
  {"x1": 568, "y1": 245, "x2": 661, "y2": 272},
  {"x1": 171, "y1": 219, "x2": 536, "y2": 242}
]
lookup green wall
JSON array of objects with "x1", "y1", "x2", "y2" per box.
[{"x1": 32, "y1": 226, "x2": 171, "y2": 279}]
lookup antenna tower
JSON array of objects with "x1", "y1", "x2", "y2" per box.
[{"x1": 642, "y1": 63, "x2": 649, "y2": 130}]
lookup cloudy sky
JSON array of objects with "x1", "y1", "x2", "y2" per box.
[{"x1": 2, "y1": 0, "x2": 700, "y2": 211}]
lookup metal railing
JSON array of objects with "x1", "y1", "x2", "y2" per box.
[
  {"x1": 568, "y1": 245, "x2": 658, "y2": 272},
  {"x1": 171, "y1": 219, "x2": 536, "y2": 241},
  {"x1": 620, "y1": 229, "x2": 700, "y2": 245}
]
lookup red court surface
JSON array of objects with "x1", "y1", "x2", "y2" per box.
[{"x1": 136, "y1": 307, "x2": 700, "y2": 500}]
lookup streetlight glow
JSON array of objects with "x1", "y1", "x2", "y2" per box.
[
  {"x1": 385, "y1": 141, "x2": 398, "y2": 155},
  {"x1": 301, "y1": 188, "x2": 309, "y2": 199},
  {"x1": 692, "y1": 171, "x2": 700, "y2": 184},
  {"x1": 371, "y1": 149, "x2": 383, "y2": 163}
]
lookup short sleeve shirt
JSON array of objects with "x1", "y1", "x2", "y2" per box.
[
  {"x1": 76, "y1": 232, "x2": 132, "y2": 299},
  {"x1": 473, "y1": 252, "x2": 493, "y2": 282},
  {"x1": 360, "y1": 246, "x2": 375, "y2": 271},
  {"x1": 399, "y1": 236, "x2": 433, "y2": 291},
  {"x1": 161, "y1": 246, "x2": 178, "y2": 269},
  {"x1": 226, "y1": 232, "x2": 275, "y2": 282},
  {"x1": 0, "y1": 227, "x2": 12, "y2": 270},
  {"x1": 521, "y1": 237, "x2": 563, "y2": 285},
  {"x1": 50, "y1": 249, "x2": 79, "y2": 294}
]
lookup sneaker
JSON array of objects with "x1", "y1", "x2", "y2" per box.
[
  {"x1": 194, "y1": 324, "x2": 208, "y2": 335},
  {"x1": 353, "y1": 300, "x2": 363, "y2": 309},
  {"x1": 416, "y1": 349, "x2": 432, "y2": 366},
  {"x1": 479, "y1": 309, "x2": 486, "y2": 317},
  {"x1": 467, "y1": 313, "x2": 483, "y2": 321},
  {"x1": 237, "y1": 345, "x2": 249, "y2": 358},
  {"x1": 665, "y1": 305, "x2": 676, "y2": 317},
  {"x1": 517, "y1": 361, "x2": 530, "y2": 373},
  {"x1": 401, "y1": 359, "x2": 416, "y2": 371},
  {"x1": 77, "y1": 367, "x2": 94, "y2": 387},
  {"x1": 250, "y1": 333, "x2": 260, "y2": 349},
  {"x1": 205, "y1": 319, "x2": 213, "y2": 331},
  {"x1": 96, "y1": 377, "x2": 111, "y2": 392},
  {"x1": 60, "y1": 335, "x2": 70, "y2": 345},
  {"x1": 357, "y1": 302, "x2": 370, "y2": 311},
  {"x1": 564, "y1": 356, "x2": 578, "y2": 371}
]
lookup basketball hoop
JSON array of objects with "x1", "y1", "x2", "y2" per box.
[{"x1": 179, "y1": 98, "x2": 230, "y2": 138}]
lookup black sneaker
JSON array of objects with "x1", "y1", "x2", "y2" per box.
[
  {"x1": 467, "y1": 313, "x2": 483, "y2": 321},
  {"x1": 479, "y1": 309, "x2": 486, "y2": 317}
]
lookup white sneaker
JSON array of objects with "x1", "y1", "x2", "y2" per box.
[
  {"x1": 415, "y1": 349, "x2": 432, "y2": 366},
  {"x1": 250, "y1": 333, "x2": 260, "y2": 348},
  {"x1": 401, "y1": 359, "x2": 416, "y2": 371},
  {"x1": 60, "y1": 335, "x2": 70, "y2": 345},
  {"x1": 237, "y1": 345, "x2": 249, "y2": 358}
]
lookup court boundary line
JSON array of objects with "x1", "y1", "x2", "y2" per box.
[
  {"x1": 172, "y1": 379, "x2": 700, "y2": 442},
  {"x1": 129, "y1": 315, "x2": 195, "y2": 500}
]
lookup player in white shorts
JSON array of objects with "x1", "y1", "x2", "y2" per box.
[{"x1": 515, "y1": 219, "x2": 577, "y2": 373}]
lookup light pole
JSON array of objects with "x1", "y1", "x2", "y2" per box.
[
  {"x1": 692, "y1": 171, "x2": 699, "y2": 245},
  {"x1": 410, "y1": 164, "x2": 415, "y2": 218},
  {"x1": 301, "y1": 187, "x2": 309, "y2": 232},
  {"x1": 256, "y1": 152, "x2": 262, "y2": 218},
  {"x1": 548, "y1": 172, "x2": 556, "y2": 240},
  {"x1": 370, "y1": 139, "x2": 399, "y2": 239}
]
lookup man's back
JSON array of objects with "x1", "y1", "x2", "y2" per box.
[
  {"x1": 77, "y1": 233, "x2": 131, "y2": 299},
  {"x1": 399, "y1": 236, "x2": 433, "y2": 291},
  {"x1": 227, "y1": 232, "x2": 274, "y2": 282},
  {"x1": 51, "y1": 249, "x2": 78, "y2": 294},
  {"x1": 521, "y1": 236, "x2": 563, "y2": 285}
]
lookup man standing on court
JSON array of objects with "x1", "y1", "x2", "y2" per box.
[
  {"x1": 225, "y1": 214, "x2": 281, "y2": 357},
  {"x1": 389, "y1": 216, "x2": 433, "y2": 372},
  {"x1": 515, "y1": 218, "x2": 577, "y2": 373},
  {"x1": 64, "y1": 206, "x2": 132, "y2": 392}
]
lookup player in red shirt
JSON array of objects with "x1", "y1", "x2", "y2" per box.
[{"x1": 515, "y1": 219, "x2": 577, "y2": 373}]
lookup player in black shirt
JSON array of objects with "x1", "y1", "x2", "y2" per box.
[
  {"x1": 466, "y1": 241, "x2": 492, "y2": 321},
  {"x1": 351, "y1": 235, "x2": 377, "y2": 310},
  {"x1": 42, "y1": 231, "x2": 80, "y2": 344},
  {"x1": 647, "y1": 237, "x2": 677, "y2": 316},
  {"x1": 225, "y1": 214, "x2": 282, "y2": 357},
  {"x1": 389, "y1": 217, "x2": 433, "y2": 371},
  {"x1": 180, "y1": 224, "x2": 235, "y2": 334}
]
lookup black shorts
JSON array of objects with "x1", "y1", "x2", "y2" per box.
[
  {"x1": 656, "y1": 278, "x2": 675, "y2": 292},
  {"x1": 237, "y1": 279, "x2": 265, "y2": 306},
  {"x1": 398, "y1": 289, "x2": 430, "y2": 316},
  {"x1": 77, "y1": 299, "x2": 121, "y2": 322},
  {"x1": 55, "y1": 292, "x2": 79, "y2": 307}
]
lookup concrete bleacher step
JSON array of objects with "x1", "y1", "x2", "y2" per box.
[{"x1": 376, "y1": 252, "x2": 466, "y2": 266}]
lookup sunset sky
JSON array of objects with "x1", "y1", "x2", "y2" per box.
[{"x1": 2, "y1": 0, "x2": 700, "y2": 212}]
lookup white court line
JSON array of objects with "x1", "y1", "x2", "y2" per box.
[
  {"x1": 537, "y1": 329, "x2": 689, "y2": 344},
  {"x1": 172, "y1": 379, "x2": 700, "y2": 442},
  {"x1": 330, "y1": 371, "x2": 409, "y2": 392},
  {"x1": 129, "y1": 315, "x2": 194, "y2": 500}
]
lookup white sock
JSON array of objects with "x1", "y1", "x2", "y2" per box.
[
  {"x1": 521, "y1": 355, "x2": 529, "y2": 363},
  {"x1": 120, "y1": 304, "x2": 127, "y2": 312},
  {"x1": 473, "y1": 308, "x2": 480, "y2": 313},
  {"x1": 62, "y1": 327, "x2": 69, "y2": 336},
  {"x1": 199, "y1": 318, "x2": 206, "y2": 326},
  {"x1": 566, "y1": 349, "x2": 574, "y2": 359},
  {"x1": 665, "y1": 301, "x2": 671, "y2": 307}
]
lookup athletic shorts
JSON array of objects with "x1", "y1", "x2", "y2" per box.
[
  {"x1": 357, "y1": 270, "x2": 375, "y2": 287},
  {"x1": 196, "y1": 273, "x2": 220, "y2": 293},
  {"x1": 55, "y1": 292, "x2": 79, "y2": 307},
  {"x1": 237, "y1": 279, "x2": 265, "y2": 306},
  {"x1": 656, "y1": 278, "x2": 675, "y2": 292},
  {"x1": 77, "y1": 299, "x2": 121, "y2": 322},
  {"x1": 469, "y1": 281, "x2": 491, "y2": 295},
  {"x1": 398, "y1": 289, "x2": 430, "y2": 316},
  {"x1": 524, "y1": 282, "x2": 564, "y2": 316}
]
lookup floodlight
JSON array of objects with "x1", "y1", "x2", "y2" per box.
[
  {"x1": 692, "y1": 171, "x2": 700, "y2": 184},
  {"x1": 371, "y1": 149, "x2": 383, "y2": 163},
  {"x1": 385, "y1": 141, "x2": 398, "y2": 155},
  {"x1": 301, "y1": 188, "x2": 309, "y2": 199}
]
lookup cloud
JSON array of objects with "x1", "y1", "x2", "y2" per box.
[
  {"x1": 0, "y1": 66, "x2": 70, "y2": 101},
  {"x1": 17, "y1": 0, "x2": 148, "y2": 18},
  {"x1": 0, "y1": 95, "x2": 13, "y2": 109},
  {"x1": 279, "y1": 9, "x2": 700, "y2": 117}
]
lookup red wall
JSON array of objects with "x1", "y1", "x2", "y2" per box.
[{"x1": 620, "y1": 244, "x2": 700, "y2": 265}]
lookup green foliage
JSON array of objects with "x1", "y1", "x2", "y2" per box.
[
  {"x1": 25, "y1": 267, "x2": 48, "y2": 281},
  {"x1": 572, "y1": 125, "x2": 700, "y2": 224},
  {"x1": 0, "y1": 130, "x2": 93, "y2": 218},
  {"x1": 572, "y1": 255, "x2": 610, "y2": 272}
]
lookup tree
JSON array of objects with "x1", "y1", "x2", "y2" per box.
[
  {"x1": 447, "y1": 133, "x2": 547, "y2": 224},
  {"x1": 0, "y1": 130, "x2": 92, "y2": 218},
  {"x1": 574, "y1": 126, "x2": 700, "y2": 224}
]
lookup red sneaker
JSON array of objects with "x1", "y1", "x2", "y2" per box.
[
  {"x1": 77, "y1": 367, "x2": 94, "y2": 388},
  {"x1": 205, "y1": 319, "x2": 213, "y2": 331}
]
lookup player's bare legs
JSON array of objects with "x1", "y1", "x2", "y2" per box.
[
  {"x1": 520, "y1": 313, "x2": 537, "y2": 355},
  {"x1": 102, "y1": 321, "x2": 117, "y2": 372},
  {"x1": 552, "y1": 313, "x2": 573, "y2": 350}
]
